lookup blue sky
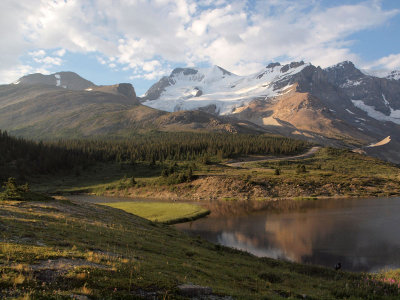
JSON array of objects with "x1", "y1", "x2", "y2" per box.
[{"x1": 1, "y1": 0, "x2": 399, "y2": 95}]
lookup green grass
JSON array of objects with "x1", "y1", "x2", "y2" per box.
[
  {"x1": 30, "y1": 147, "x2": 400, "y2": 201},
  {"x1": 1, "y1": 197, "x2": 400, "y2": 299},
  {"x1": 101, "y1": 201, "x2": 210, "y2": 224}
]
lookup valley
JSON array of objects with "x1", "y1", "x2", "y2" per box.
[{"x1": 1, "y1": 61, "x2": 400, "y2": 299}]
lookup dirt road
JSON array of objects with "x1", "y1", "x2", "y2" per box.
[{"x1": 225, "y1": 146, "x2": 321, "y2": 168}]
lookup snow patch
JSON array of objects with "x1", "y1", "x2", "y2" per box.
[
  {"x1": 352, "y1": 100, "x2": 400, "y2": 125},
  {"x1": 345, "y1": 109, "x2": 355, "y2": 115},
  {"x1": 340, "y1": 79, "x2": 362, "y2": 88},
  {"x1": 54, "y1": 74, "x2": 61, "y2": 86},
  {"x1": 382, "y1": 93, "x2": 390, "y2": 107},
  {"x1": 13, "y1": 81, "x2": 20, "y2": 85},
  {"x1": 386, "y1": 70, "x2": 400, "y2": 80},
  {"x1": 85, "y1": 88, "x2": 93, "y2": 91},
  {"x1": 362, "y1": 69, "x2": 400, "y2": 80}
]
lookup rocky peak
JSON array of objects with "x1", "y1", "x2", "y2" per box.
[
  {"x1": 266, "y1": 62, "x2": 281, "y2": 69},
  {"x1": 171, "y1": 68, "x2": 198, "y2": 77},
  {"x1": 215, "y1": 65, "x2": 233, "y2": 76},
  {"x1": 281, "y1": 61, "x2": 305, "y2": 73},
  {"x1": 324, "y1": 61, "x2": 365, "y2": 86},
  {"x1": 117, "y1": 83, "x2": 136, "y2": 99},
  {"x1": 142, "y1": 76, "x2": 173, "y2": 101}
]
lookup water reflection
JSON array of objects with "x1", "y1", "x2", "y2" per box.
[{"x1": 176, "y1": 197, "x2": 400, "y2": 272}]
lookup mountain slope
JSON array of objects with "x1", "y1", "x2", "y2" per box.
[{"x1": 0, "y1": 74, "x2": 265, "y2": 138}]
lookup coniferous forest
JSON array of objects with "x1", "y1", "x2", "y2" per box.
[{"x1": 0, "y1": 130, "x2": 307, "y2": 181}]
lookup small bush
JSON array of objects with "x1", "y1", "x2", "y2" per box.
[
  {"x1": 258, "y1": 271, "x2": 284, "y2": 283},
  {"x1": 296, "y1": 164, "x2": 307, "y2": 174}
]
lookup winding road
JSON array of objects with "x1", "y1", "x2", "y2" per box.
[{"x1": 225, "y1": 146, "x2": 321, "y2": 168}]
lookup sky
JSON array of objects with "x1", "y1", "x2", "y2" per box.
[{"x1": 0, "y1": 0, "x2": 399, "y2": 95}]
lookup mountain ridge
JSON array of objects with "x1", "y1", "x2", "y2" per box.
[{"x1": 3, "y1": 61, "x2": 400, "y2": 163}]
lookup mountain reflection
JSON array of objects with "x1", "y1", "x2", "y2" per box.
[{"x1": 176, "y1": 197, "x2": 400, "y2": 271}]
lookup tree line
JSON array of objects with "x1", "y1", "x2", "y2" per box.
[
  {"x1": 50, "y1": 132, "x2": 308, "y2": 163},
  {"x1": 0, "y1": 130, "x2": 91, "y2": 181},
  {"x1": 0, "y1": 130, "x2": 308, "y2": 181}
]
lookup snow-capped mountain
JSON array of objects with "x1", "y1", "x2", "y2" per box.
[
  {"x1": 142, "y1": 60, "x2": 400, "y2": 128},
  {"x1": 325, "y1": 61, "x2": 400, "y2": 125},
  {"x1": 141, "y1": 62, "x2": 309, "y2": 115},
  {"x1": 141, "y1": 60, "x2": 400, "y2": 163}
]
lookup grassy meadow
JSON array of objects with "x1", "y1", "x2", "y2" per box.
[
  {"x1": 1, "y1": 197, "x2": 400, "y2": 299},
  {"x1": 101, "y1": 201, "x2": 210, "y2": 224},
  {"x1": 2, "y1": 131, "x2": 400, "y2": 299},
  {"x1": 31, "y1": 147, "x2": 400, "y2": 201}
]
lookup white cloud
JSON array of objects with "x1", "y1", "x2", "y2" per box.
[
  {"x1": 33, "y1": 56, "x2": 62, "y2": 66},
  {"x1": 54, "y1": 49, "x2": 66, "y2": 57},
  {"x1": 0, "y1": 0, "x2": 399, "y2": 83},
  {"x1": 365, "y1": 53, "x2": 400, "y2": 71},
  {"x1": 29, "y1": 50, "x2": 46, "y2": 57}
]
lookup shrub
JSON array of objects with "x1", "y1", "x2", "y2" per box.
[
  {"x1": 0, "y1": 177, "x2": 47, "y2": 201},
  {"x1": 296, "y1": 164, "x2": 307, "y2": 174},
  {"x1": 258, "y1": 271, "x2": 284, "y2": 283}
]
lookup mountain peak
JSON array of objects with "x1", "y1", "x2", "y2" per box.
[
  {"x1": 327, "y1": 61, "x2": 357, "y2": 70},
  {"x1": 280, "y1": 61, "x2": 306, "y2": 73},
  {"x1": 324, "y1": 61, "x2": 364, "y2": 85},
  {"x1": 213, "y1": 65, "x2": 234, "y2": 76},
  {"x1": 171, "y1": 67, "x2": 199, "y2": 77},
  {"x1": 116, "y1": 83, "x2": 136, "y2": 99},
  {"x1": 16, "y1": 71, "x2": 95, "y2": 91},
  {"x1": 266, "y1": 62, "x2": 281, "y2": 69}
]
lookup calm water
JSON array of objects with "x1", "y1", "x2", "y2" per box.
[{"x1": 175, "y1": 197, "x2": 400, "y2": 272}]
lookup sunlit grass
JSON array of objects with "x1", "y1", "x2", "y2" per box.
[
  {"x1": 30, "y1": 147, "x2": 400, "y2": 200},
  {"x1": 1, "y1": 198, "x2": 400, "y2": 298},
  {"x1": 101, "y1": 201, "x2": 210, "y2": 224}
]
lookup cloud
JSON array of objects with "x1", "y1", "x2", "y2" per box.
[
  {"x1": 364, "y1": 53, "x2": 400, "y2": 71},
  {"x1": 53, "y1": 49, "x2": 66, "y2": 57},
  {"x1": 0, "y1": 0, "x2": 399, "y2": 83}
]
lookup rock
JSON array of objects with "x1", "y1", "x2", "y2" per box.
[
  {"x1": 70, "y1": 294, "x2": 89, "y2": 300},
  {"x1": 177, "y1": 284, "x2": 212, "y2": 297}
]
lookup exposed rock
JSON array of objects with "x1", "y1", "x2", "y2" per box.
[
  {"x1": 177, "y1": 284, "x2": 212, "y2": 297},
  {"x1": 141, "y1": 76, "x2": 174, "y2": 101},
  {"x1": 171, "y1": 67, "x2": 199, "y2": 76},
  {"x1": 266, "y1": 62, "x2": 281, "y2": 68},
  {"x1": 117, "y1": 83, "x2": 136, "y2": 99},
  {"x1": 194, "y1": 87, "x2": 203, "y2": 97}
]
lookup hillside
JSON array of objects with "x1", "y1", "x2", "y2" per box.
[
  {"x1": 1, "y1": 197, "x2": 399, "y2": 299},
  {"x1": 0, "y1": 69, "x2": 269, "y2": 138},
  {"x1": 0, "y1": 82, "x2": 264, "y2": 138}
]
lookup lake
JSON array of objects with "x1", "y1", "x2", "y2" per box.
[{"x1": 175, "y1": 197, "x2": 400, "y2": 272}]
